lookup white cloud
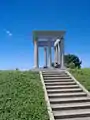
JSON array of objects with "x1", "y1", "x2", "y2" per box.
[{"x1": 4, "y1": 29, "x2": 12, "y2": 36}]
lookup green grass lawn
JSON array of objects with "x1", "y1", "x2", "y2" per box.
[
  {"x1": 0, "y1": 71, "x2": 49, "y2": 120},
  {"x1": 69, "y1": 68, "x2": 90, "y2": 91}
]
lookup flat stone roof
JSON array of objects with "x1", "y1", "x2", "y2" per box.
[{"x1": 33, "y1": 30, "x2": 66, "y2": 41}]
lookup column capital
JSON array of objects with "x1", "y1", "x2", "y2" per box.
[
  {"x1": 33, "y1": 37, "x2": 38, "y2": 44},
  {"x1": 54, "y1": 39, "x2": 61, "y2": 47}
]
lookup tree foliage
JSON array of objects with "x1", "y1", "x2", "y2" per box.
[{"x1": 64, "y1": 54, "x2": 82, "y2": 69}]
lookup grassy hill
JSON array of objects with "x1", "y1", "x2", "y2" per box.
[
  {"x1": 1, "y1": 68, "x2": 90, "y2": 119},
  {"x1": 69, "y1": 68, "x2": 90, "y2": 91},
  {"x1": 0, "y1": 71, "x2": 49, "y2": 120}
]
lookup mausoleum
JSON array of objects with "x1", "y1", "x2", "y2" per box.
[{"x1": 33, "y1": 30, "x2": 65, "y2": 69}]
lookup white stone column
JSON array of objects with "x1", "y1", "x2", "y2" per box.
[
  {"x1": 58, "y1": 42, "x2": 60, "y2": 65},
  {"x1": 44, "y1": 47, "x2": 47, "y2": 67},
  {"x1": 56, "y1": 45, "x2": 58, "y2": 63},
  {"x1": 34, "y1": 40, "x2": 39, "y2": 68},
  {"x1": 48, "y1": 43, "x2": 52, "y2": 67},
  {"x1": 60, "y1": 38, "x2": 64, "y2": 68},
  {"x1": 54, "y1": 46, "x2": 56, "y2": 64}
]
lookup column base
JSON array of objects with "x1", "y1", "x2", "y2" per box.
[
  {"x1": 33, "y1": 66, "x2": 39, "y2": 69},
  {"x1": 61, "y1": 66, "x2": 66, "y2": 69}
]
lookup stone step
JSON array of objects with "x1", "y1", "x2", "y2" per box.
[
  {"x1": 42, "y1": 72, "x2": 67, "y2": 75},
  {"x1": 44, "y1": 79, "x2": 74, "y2": 83},
  {"x1": 42, "y1": 73, "x2": 66, "y2": 75},
  {"x1": 56, "y1": 117, "x2": 90, "y2": 120},
  {"x1": 45, "y1": 82, "x2": 76, "y2": 86},
  {"x1": 46, "y1": 85, "x2": 79, "y2": 89},
  {"x1": 44, "y1": 76, "x2": 71, "y2": 79},
  {"x1": 54, "y1": 108, "x2": 90, "y2": 119},
  {"x1": 50, "y1": 97, "x2": 90, "y2": 104},
  {"x1": 47, "y1": 88, "x2": 83, "y2": 94},
  {"x1": 43, "y1": 73, "x2": 67, "y2": 75},
  {"x1": 43, "y1": 74, "x2": 68, "y2": 77},
  {"x1": 51, "y1": 102, "x2": 90, "y2": 110},
  {"x1": 42, "y1": 71, "x2": 90, "y2": 120},
  {"x1": 42, "y1": 72, "x2": 65, "y2": 74},
  {"x1": 48, "y1": 92, "x2": 87, "y2": 98}
]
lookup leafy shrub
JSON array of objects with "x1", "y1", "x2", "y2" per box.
[{"x1": 68, "y1": 62, "x2": 75, "y2": 69}]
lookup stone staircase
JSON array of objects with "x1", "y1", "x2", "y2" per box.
[{"x1": 42, "y1": 70, "x2": 90, "y2": 120}]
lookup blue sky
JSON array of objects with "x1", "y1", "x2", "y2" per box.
[{"x1": 0, "y1": 0, "x2": 90, "y2": 70}]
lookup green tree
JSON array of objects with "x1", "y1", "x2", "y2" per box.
[{"x1": 64, "y1": 54, "x2": 82, "y2": 69}]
